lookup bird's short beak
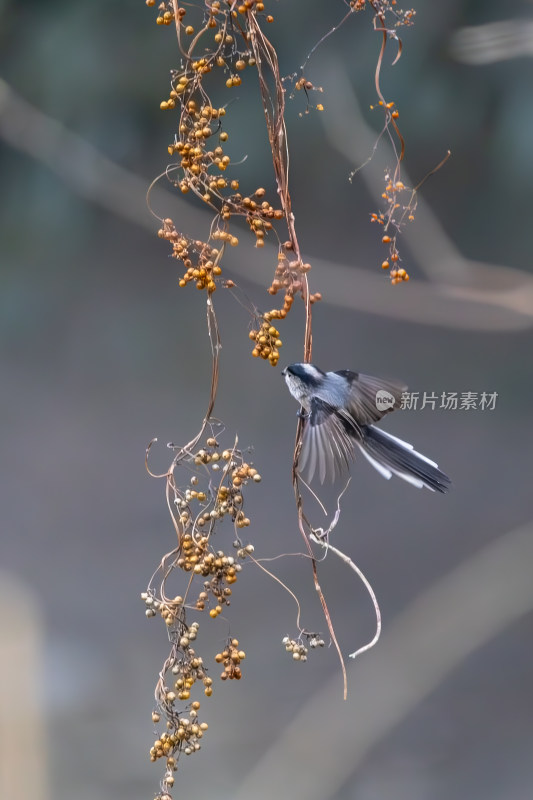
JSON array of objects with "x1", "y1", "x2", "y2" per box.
[{"x1": 281, "y1": 368, "x2": 287, "y2": 376}]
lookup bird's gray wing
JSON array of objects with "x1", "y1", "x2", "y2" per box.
[
  {"x1": 334, "y1": 370, "x2": 407, "y2": 424},
  {"x1": 299, "y1": 398, "x2": 359, "y2": 483}
]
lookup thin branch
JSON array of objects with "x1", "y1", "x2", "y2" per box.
[{"x1": 309, "y1": 533, "x2": 382, "y2": 660}]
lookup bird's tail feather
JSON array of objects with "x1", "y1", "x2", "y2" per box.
[{"x1": 358, "y1": 425, "x2": 451, "y2": 493}]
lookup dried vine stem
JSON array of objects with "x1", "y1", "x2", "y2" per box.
[
  {"x1": 246, "y1": 7, "x2": 355, "y2": 696},
  {"x1": 140, "y1": 4, "x2": 430, "y2": 795},
  {"x1": 310, "y1": 534, "x2": 382, "y2": 660},
  {"x1": 145, "y1": 285, "x2": 222, "y2": 485}
]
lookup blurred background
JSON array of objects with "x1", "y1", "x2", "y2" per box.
[{"x1": 1, "y1": 1, "x2": 533, "y2": 799}]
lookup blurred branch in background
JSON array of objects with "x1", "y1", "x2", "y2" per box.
[
  {"x1": 0, "y1": 572, "x2": 49, "y2": 800},
  {"x1": 450, "y1": 19, "x2": 533, "y2": 64},
  {"x1": 0, "y1": 77, "x2": 172, "y2": 233},
  {"x1": 234, "y1": 520, "x2": 533, "y2": 800},
  {"x1": 1, "y1": 76, "x2": 532, "y2": 330},
  {"x1": 320, "y1": 60, "x2": 533, "y2": 327}
]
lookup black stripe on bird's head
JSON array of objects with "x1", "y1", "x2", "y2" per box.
[{"x1": 282, "y1": 363, "x2": 325, "y2": 388}]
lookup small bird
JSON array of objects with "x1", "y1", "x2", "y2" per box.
[{"x1": 282, "y1": 363, "x2": 450, "y2": 492}]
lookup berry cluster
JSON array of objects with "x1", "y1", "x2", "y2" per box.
[
  {"x1": 246, "y1": 253, "x2": 323, "y2": 365},
  {"x1": 147, "y1": 617, "x2": 213, "y2": 796},
  {"x1": 149, "y1": 699, "x2": 208, "y2": 797},
  {"x1": 249, "y1": 318, "x2": 283, "y2": 366},
  {"x1": 143, "y1": 433, "x2": 262, "y2": 794},
  {"x1": 350, "y1": 0, "x2": 416, "y2": 28},
  {"x1": 248, "y1": 267, "x2": 320, "y2": 366},
  {"x1": 371, "y1": 169, "x2": 413, "y2": 284},
  {"x1": 198, "y1": 543, "x2": 254, "y2": 617},
  {"x1": 215, "y1": 638, "x2": 246, "y2": 680},
  {"x1": 146, "y1": 0, "x2": 321, "y2": 371},
  {"x1": 177, "y1": 538, "x2": 240, "y2": 617},
  {"x1": 173, "y1": 440, "x2": 261, "y2": 531},
  {"x1": 283, "y1": 633, "x2": 326, "y2": 662},
  {"x1": 148, "y1": 2, "x2": 284, "y2": 250},
  {"x1": 283, "y1": 636, "x2": 308, "y2": 662},
  {"x1": 157, "y1": 219, "x2": 223, "y2": 292}
]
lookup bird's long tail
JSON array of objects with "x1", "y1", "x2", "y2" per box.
[{"x1": 358, "y1": 425, "x2": 451, "y2": 493}]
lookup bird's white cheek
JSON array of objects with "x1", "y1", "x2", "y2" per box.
[
  {"x1": 285, "y1": 376, "x2": 306, "y2": 405},
  {"x1": 295, "y1": 388, "x2": 311, "y2": 409}
]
